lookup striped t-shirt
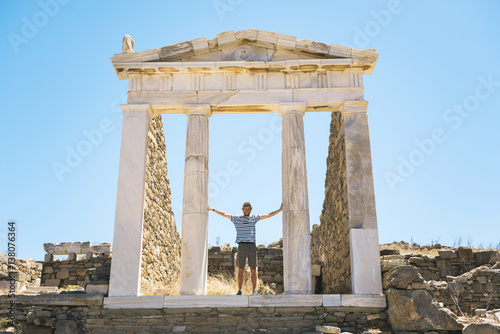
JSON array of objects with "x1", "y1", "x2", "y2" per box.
[{"x1": 230, "y1": 214, "x2": 261, "y2": 244}]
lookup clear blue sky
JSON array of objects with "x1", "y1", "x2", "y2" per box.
[{"x1": 1, "y1": 1, "x2": 499, "y2": 261}]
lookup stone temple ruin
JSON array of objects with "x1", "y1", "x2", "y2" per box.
[{"x1": 107, "y1": 29, "x2": 383, "y2": 307}]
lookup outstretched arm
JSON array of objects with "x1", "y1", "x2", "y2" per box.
[
  {"x1": 208, "y1": 205, "x2": 231, "y2": 219},
  {"x1": 260, "y1": 203, "x2": 283, "y2": 220}
]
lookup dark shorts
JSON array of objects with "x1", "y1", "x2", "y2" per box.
[{"x1": 236, "y1": 242, "x2": 257, "y2": 268}]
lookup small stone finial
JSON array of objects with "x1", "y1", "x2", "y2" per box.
[{"x1": 122, "y1": 34, "x2": 134, "y2": 53}]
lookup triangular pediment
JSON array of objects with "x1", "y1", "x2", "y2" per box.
[{"x1": 110, "y1": 29, "x2": 378, "y2": 78}]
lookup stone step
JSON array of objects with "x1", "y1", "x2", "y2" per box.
[{"x1": 24, "y1": 286, "x2": 59, "y2": 294}]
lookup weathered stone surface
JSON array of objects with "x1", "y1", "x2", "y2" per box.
[
  {"x1": 380, "y1": 259, "x2": 407, "y2": 272},
  {"x1": 475, "y1": 251, "x2": 500, "y2": 265},
  {"x1": 14, "y1": 294, "x2": 103, "y2": 306},
  {"x1": 383, "y1": 266, "x2": 420, "y2": 289},
  {"x1": 311, "y1": 111, "x2": 351, "y2": 294},
  {"x1": 463, "y1": 323, "x2": 500, "y2": 334},
  {"x1": 86, "y1": 284, "x2": 108, "y2": 295},
  {"x1": 56, "y1": 268, "x2": 70, "y2": 279},
  {"x1": 438, "y1": 250, "x2": 457, "y2": 259},
  {"x1": 44, "y1": 278, "x2": 61, "y2": 287},
  {"x1": 141, "y1": 114, "x2": 181, "y2": 295},
  {"x1": 55, "y1": 319, "x2": 82, "y2": 334},
  {"x1": 436, "y1": 259, "x2": 453, "y2": 278},
  {"x1": 386, "y1": 289, "x2": 463, "y2": 331},
  {"x1": 380, "y1": 249, "x2": 400, "y2": 256},
  {"x1": 458, "y1": 247, "x2": 474, "y2": 259},
  {"x1": 315, "y1": 325, "x2": 341, "y2": 333}
]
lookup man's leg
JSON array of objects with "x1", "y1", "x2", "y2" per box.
[
  {"x1": 250, "y1": 267, "x2": 257, "y2": 291},
  {"x1": 237, "y1": 267, "x2": 244, "y2": 291}
]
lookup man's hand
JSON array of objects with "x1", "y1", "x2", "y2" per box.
[
  {"x1": 208, "y1": 205, "x2": 231, "y2": 219},
  {"x1": 261, "y1": 203, "x2": 283, "y2": 220}
]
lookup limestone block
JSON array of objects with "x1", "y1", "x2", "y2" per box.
[
  {"x1": 44, "y1": 278, "x2": 61, "y2": 287},
  {"x1": 436, "y1": 260, "x2": 453, "y2": 278},
  {"x1": 192, "y1": 36, "x2": 209, "y2": 56},
  {"x1": 329, "y1": 44, "x2": 351, "y2": 58},
  {"x1": 16, "y1": 294, "x2": 103, "y2": 306},
  {"x1": 235, "y1": 29, "x2": 258, "y2": 41},
  {"x1": 438, "y1": 250, "x2": 457, "y2": 259},
  {"x1": 86, "y1": 284, "x2": 109, "y2": 295},
  {"x1": 104, "y1": 296, "x2": 163, "y2": 309},
  {"x1": 311, "y1": 265, "x2": 321, "y2": 277},
  {"x1": 54, "y1": 319, "x2": 81, "y2": 334},
  {"x1": 164, "y1": 295, "x2": 248, "y2": 308},
  {"x1": 249, "y1": 294, "x2": 322, "y2": 307},
  {"x1": 296, "y1": 39, "x2": 329, "y2": 55},
  {"x1": 216, "y1": 30, "x2": 236, "y2": 49},
  {"x1": 56, "y1": 268, "x2": 70, "y2": 280},
  {"x1": 276, "y1": 34, "x2": 297, "y2": 51},
  {"x1": 315, "y1": 325, "x2": 341, "y2": 333},
  {"x1": 380, "y1": 259, "x2": 407, "y2": 272},
  {"x1": 256, "y1": 30, "x2": 278, "y2": 49},
  {"x1": 386, "y1": 289, "x2": 463, "y2": 331},
  {"x1": 475, "y1": 250, "x2": 499, "y2": 265},
  {"x1": 458, "y1": 247, "x2": 474, "y2": 259},
  {"x1": 322, "y1": 294, "x2": 341, "y2": 307},
  {"x1": 341, "y1": 294, "x2": 386, "y2": 308},
  {"x1": 159, "y1": 41, "x2": 194, "y2": 61},
  {"x1": 463, "y1": 323, "x2": 500, "y2": 334},
  {"x1": 0, "y1": 281, "x2": 25, "y2": 292},
  {"x1": 382, "y1": 266, "x2": 420, "y2": 289},
  {"x1": 350, "y1": 229, "x2": 382, "y2": 294}
]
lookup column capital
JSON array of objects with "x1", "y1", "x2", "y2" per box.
[
  {"x1": 184, "y1": 104, "x2": 212, "y2": 117},
  {"x1": 340, "y1": 100, "x2": 368, "y2": 113},
  {"x1": 279, "y1": 102, "x2": 306, "y2": 117}
]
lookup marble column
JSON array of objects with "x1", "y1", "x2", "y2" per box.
[
  {"x1": 280, "y1": 103, "x2": 312, "y2": 294},
  {"x1": 109, "y1": 104, "x2": 153, "y2": 297},
  {"x1": 341, "y1": 100, "x2": 382, "y2": 294},
  {"x1": 179, "y1": 104, "x2": 211, "y2": 295}
]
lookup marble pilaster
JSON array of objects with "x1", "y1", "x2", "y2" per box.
[
  {"x1": 280, "y1": 103, "x2": 312, "y2": 294},
  {"x1": 109, "y1": 104, "x2": 153, "y2": 297},
  {"x1": 341, "y1": 100, "x2": 382, "y2": 294},
  {"x1": 179, "y1": 104, "x2": 211, "y2": 295}
]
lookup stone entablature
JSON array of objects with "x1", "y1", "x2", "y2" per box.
[{"x1": 110, "y1": 29, "x2": 377, "y2": 113}]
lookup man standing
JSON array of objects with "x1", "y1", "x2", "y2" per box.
[{"x1": 208, "y1": 202, "x2": 283, "y2": 295}]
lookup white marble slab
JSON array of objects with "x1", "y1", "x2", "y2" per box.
[
  {"x1": 341, "y1": 294, "x2": 386, "y2": 308},
  {"x1": 164, "y1": 295, "x2": 248, "y2": 308},
  {"x1": 249, "y1": 295, "x2": 322, "y2": 307},
  {"x1": 104, "y1": 296, "x2": 164, "y2": 309},
  {"x1": 350, "y1": 229, "x2": 383, "y2": 295},
  {"x1": 322, "y1": 294, "x2": 341, "y2": 307}
]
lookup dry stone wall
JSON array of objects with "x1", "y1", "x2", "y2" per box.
[
  {"x1": 0, "y1": 294, "x2": 390, "y2": 334},
  {"x1": 207, "y1": 245, "x2": 235, "y2": 277},
  {"x1": 0, "y1": 252, "x2": 42, "y2": 290},
  {"x1": 141, "y1": 114, "x2": 181, "y2": 295},
  {"x1": 311, "y1": 111, "x2": 351, "y2": 294},
  {"x1": 207, "y1": 245, "x2": 285, "y2": 293},
  {"x1": 40, "y1": 255, "x2": 110, "y2": 289},
  {"x1": 381, "y1": 246, "x2": 500, "y2": 314}
]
